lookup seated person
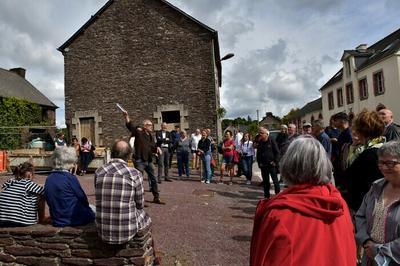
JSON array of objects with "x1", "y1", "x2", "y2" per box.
[
  {"x1": 45, "y1": 147, "x2": 95, "y2": 227},
  {"x1": 95, "y1": 140, "x2": 151, "y2": 244},
  {"x1": 0, "y1": 162, "x2": 45, "y2": 227}
]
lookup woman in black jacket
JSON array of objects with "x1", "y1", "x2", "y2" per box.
[{"x1": 344, "y1": 109, "x2": 385, "y2": 211}]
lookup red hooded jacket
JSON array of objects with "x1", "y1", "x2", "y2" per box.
[{"x1": 250, "y1": 183, "x2": 356, "y2": 266}]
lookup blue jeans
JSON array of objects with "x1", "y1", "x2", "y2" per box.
[
  {"x1": 135, "y1": 160, "x2": 159, "y2": 199},
  {"x1": 241, "y1": 156, "x2": 253, "y2": 181},
  {"x1": 201, "y1": 153, "x2": 212, "y2": 182},
  {"x1": 177, "y1": 151, "x2": 190, "y2": 177},
  {"x1": 81, "y1": 152, "x2": 91, "y2": 172}
]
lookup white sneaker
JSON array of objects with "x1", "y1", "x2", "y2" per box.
[
  {"x1": 201, "y1": 180, "x2": 205, "y2": 183},
  {"x1": 246, "y1": 180, "x2": 251, "y2": 185},
  {"x1": 205, "y1": 180, "x2": 210, "y2": 184}
]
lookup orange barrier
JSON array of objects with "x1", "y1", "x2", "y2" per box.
[{"x1": 0, "y1": 151, "x2": 6, "y2": 171}]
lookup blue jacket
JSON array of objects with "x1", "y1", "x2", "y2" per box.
[{"x1": 44, "y1": 170, "x2": 94, "y2": 227}]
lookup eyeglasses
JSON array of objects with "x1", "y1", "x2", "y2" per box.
[
  {"x1": 378, "y1": 160, "x2": 400, "y2": 169},
  {"x1": 144, "y1": 123, "x2": 153, "y2": 126}
]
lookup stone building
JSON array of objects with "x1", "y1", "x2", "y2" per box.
[
  {"x1": 259, "y1": 112, "x2": 281, "y2": 130},
  {"x1": 58, "y1": 0, "x2": 224, "y2": 147},
  {"x1": 0, "y1": 67, "x2": 57, "y2": 124},
  {"x1": 0, "y1": 67, "x2": 57, "y2": 146}
]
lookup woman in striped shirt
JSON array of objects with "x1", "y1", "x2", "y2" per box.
[{"x1": 0, "y1": 162, "x2": 45, "y2": 227}]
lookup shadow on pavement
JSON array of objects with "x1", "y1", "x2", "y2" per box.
[{"x1": 232, "y1": 235, "x2": 252, "y2": 242}]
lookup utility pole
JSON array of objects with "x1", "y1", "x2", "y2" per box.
[{"x1": 256, "y1": 110, "x2": 259, "y2": 125}]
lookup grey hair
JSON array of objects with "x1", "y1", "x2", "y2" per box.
[
  {"x1": 52, "y1": 147, "x2": 77, "y2": 170},
  {"x1": 312, "y1": 119, "x2": 324, "y2": 128},
  {"x1": 279, "y1": 136, "x2": 332, "y2": 185},
  {"x1": 378, "y1": 141, "x2": 400, "y2": 159},
  {"x1": 259, "y1": 127, "x2": 269, "y2": 135}
]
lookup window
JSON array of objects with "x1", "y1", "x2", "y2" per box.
[
  {"x1": 337, "y1": 88, "x2": 344, "y2": 107},
  {"x1": 359, "y1": 78, "x2": 368, "y2": 100},
  {"x1": 373, "y1": 71, "x2": 385, "y2": 95},
  {"x1": 346, "y1": 59, "x2": 351, "y2": 77},
  {"x1": 328, "y1": 92, "x2": 334, "y2": 110},
  {"x1": 346, "y1": 83, "x2": 354, "y2": 104}
]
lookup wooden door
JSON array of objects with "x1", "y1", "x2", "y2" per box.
[{"x1": 80, "y1": 118, "x2": 95, "y2": 145}]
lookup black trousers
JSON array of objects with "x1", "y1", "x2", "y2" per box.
[
  {"x1": 135, "y1": 160, "x2": 159, "y2": 199},
  {"x1": 260, "y1": 164, "x2": 280, "y2": 198}
]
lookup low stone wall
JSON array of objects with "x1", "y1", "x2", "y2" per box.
[{"x1": 0, "y1": 223, "x2": 154, "y2": 266}]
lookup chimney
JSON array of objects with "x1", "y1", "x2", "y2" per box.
[
  {"x1": 356, "y1": 44, "x2": 368, "y2": 52},
  {"x1": 9, "y1": 67, "x2": 26, "y2": 78}
]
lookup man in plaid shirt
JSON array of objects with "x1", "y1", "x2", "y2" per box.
[{"x1": 95, "y1": 140, "x2": 151, "y2": 244}]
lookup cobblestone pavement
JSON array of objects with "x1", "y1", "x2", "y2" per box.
[{"x1": 0, "y1": 164, "x2": 270, "y2": 266}]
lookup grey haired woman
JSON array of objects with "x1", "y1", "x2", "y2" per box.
[{"x1": 356, "y1": 141, "x2": 400, "y2": 266}]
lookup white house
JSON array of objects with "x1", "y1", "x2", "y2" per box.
[{"x1": 320, "y1": 28, "x2": 400, "y2": 124}]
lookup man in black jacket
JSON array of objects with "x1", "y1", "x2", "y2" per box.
[
  {"x1": 123, "y1": 111, "x2": 164, "y2": 204},
  {"x1": 256, "y1": 127, "x2": 280, "y2": 198},
  {"x1": 156, "y1": 122, "x2": 173, "y2": 183}
]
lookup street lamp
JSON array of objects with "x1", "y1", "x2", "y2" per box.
[{"x1": 220, "y1": 53, "x2": 234, "y2": 61}]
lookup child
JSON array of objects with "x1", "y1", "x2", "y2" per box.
[{"x1": 0, "y1": 162, "x2": 45, "y2": 227}]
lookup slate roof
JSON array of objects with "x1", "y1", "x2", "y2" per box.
[
  {"x1": 58, "y1": 0, "x2": 223, "y2": 86},
  {"x1": 320, "y1": 28, "x2": 400, "y2": 91},
  {"x1": 290, "y1": 97, "x2": 322, "y2": 119},
  {"x1": 0, "y1": 68, "x2": 57, "y2": 108}
]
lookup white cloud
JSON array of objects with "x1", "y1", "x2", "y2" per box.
[{"x1": 1, "y1": 0, "x2": 399, "y2": 125}]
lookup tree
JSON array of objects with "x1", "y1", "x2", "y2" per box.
[
  {"x1": 281, "y1": 108, "x2": 300, "y2": 125},
  {"x1": 216, "y1": 106, "x2": 226, "y2": 119}
]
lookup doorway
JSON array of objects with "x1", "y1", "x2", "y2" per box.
[{"x1": 80, "y1": 117, "x2": 95, "y2": 143}]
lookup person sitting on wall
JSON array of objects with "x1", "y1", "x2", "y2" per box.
[
  {"x1": 95, "y1": 140, "x2": 151, "y2": 244},
  {"x1": 0, "y1": 162, "x2": 46, "y2": 227},
  {"x1": 54, "y1": 132, "x2": 66, "y2": 147},
  {"x1": 45, "y1": 147, "x2": 95, "y2": 227}
]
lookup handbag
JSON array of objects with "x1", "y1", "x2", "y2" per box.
[{"x1": 233, "y1": 150, "x2": 240, "y2": 164}]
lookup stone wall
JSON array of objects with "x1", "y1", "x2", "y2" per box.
[
  {"x1": 63, "y1": 0, "x2": 220, "y2": 147},
  {"x1": 0, "y1": 223, "x2": 154, "y2": 266}
]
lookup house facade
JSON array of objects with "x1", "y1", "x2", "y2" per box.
[
  {"x1": 320, "y1": 28, "x2": 400, "y2": 124},
  {"x1": 288, "y1": 98, "x2": 323, "y2": 129},
  {"x1": 259, "y1": 112, "x2": 281, "y2": 130},
  {"x1": 0, "y1": 67, "x2": 57, "y2": 149},
  {"x1": 58, "y1": 0, "x2": 223, "y2": 147}
]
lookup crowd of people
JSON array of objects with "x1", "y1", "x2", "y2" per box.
[
  {"x1": 1, "y1": 105, "x2": 400, "y2": 265},
  {"x1": 251, "y1": 105, "x2": 400, "y2": 265}
]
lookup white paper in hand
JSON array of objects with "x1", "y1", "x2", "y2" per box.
[{"x1": 116, "y1": 103, "x2": 127, "y2": 113}]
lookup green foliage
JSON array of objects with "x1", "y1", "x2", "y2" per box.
[
  {"x1": 221, "y1": 117, "x2": 259, "y2": 137},
  {"x1": 281, "y1": 108, "x2": 300, "y2": 125},
  {"x1": 0, "y1": 97, "x2": 43, "y2": 150},
  {"x1": 216, "y1": 106, "x2": 227, "y2": 119}
]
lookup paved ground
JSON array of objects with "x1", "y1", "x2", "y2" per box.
[{"x1": 0, "y1": 165, "x2": 269, "y2": 266}]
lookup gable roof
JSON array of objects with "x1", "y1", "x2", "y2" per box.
[
  {"x1": 58, "y1": 0, "x2": 223, "y2": 86},
  {"x1": 320, "y1": 27, "x2": 400, "y2": 91},
  {"x1": 0, "y1": 68, "x2": 57, "y2": 108},
  {"x1": 290, "y1": 97, "x2": 322, "y2": 119}
]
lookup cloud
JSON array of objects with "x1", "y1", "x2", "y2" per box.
[{"x1": 217, "y1": 18, "x2": 254, "y2": 49}]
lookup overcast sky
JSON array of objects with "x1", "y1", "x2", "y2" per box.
[{"x1": 1, "y1": 0, "x2": 400, "y2": 126}]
